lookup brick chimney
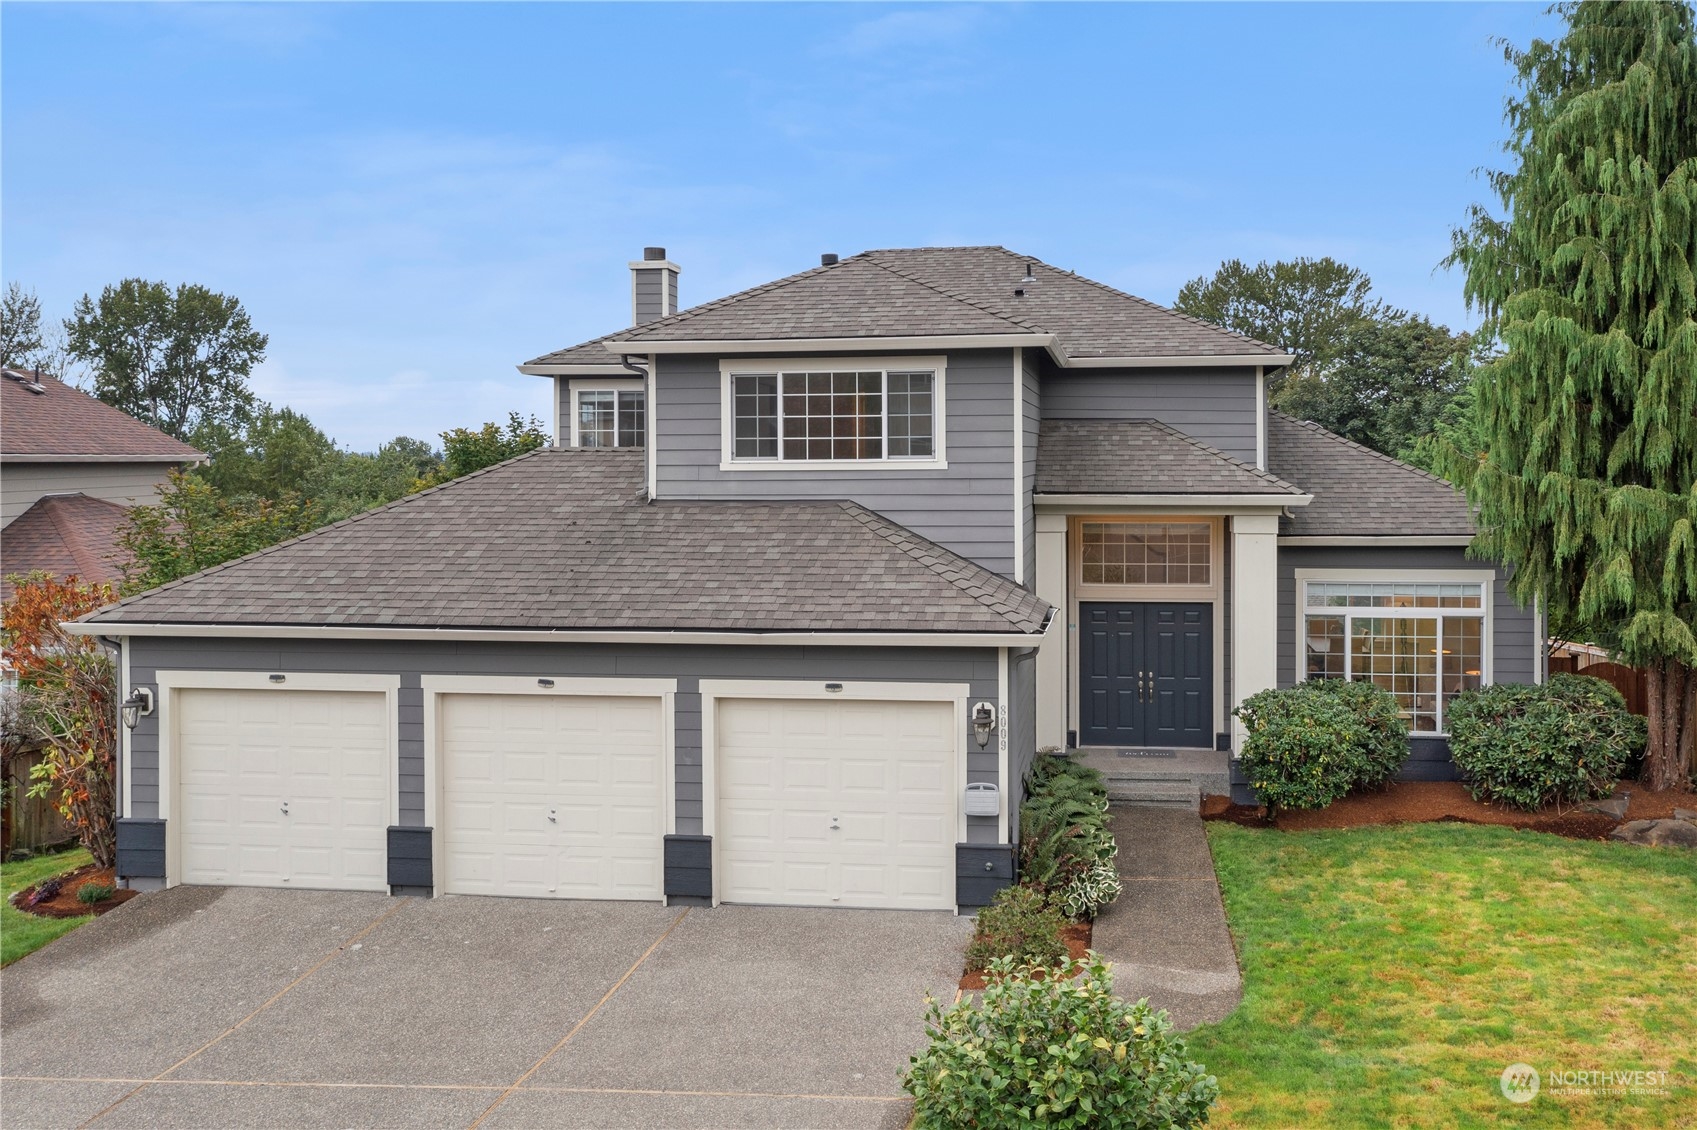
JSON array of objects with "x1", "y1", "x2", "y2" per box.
[{"x1": 630, "y1": 246, "x2": 680, "y2": 325}]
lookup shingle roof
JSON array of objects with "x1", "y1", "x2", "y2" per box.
[
  {"x1": 81, "y1": 448, "x2": 1050, "y2": 635},
  {"x1": 1, "y1": 493, "x2": 132, "y2": 601},
  {"x1": 525, "y1": 246, "x2": 1283, "y2": 368},
  {"x1": 1036, "y1": 420, "x2": 1305, "y2": 497},
  {"x1": 1266, "y1": 412, "x2": 1474, "y2": 537},
  {"x1": 1, "y1": 369, "x2": 205, "y2": 460}
]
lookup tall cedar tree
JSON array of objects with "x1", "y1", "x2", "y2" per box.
[{"x1": 1442, "y1": 1, "x2": 1697, "y2": 789}]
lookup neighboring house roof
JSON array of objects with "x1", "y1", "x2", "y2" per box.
[
  {"x1": 1036, "y1": 420, "x2": 1306, "y2": 497},
  {"x1": 524, "y1": 246, "x2": 1285, "y2": 370},
  {"x1": 1, "y1": 369, "x2": 205, "y2": 462},
  {"x1": 80, "y1": 448, "x2": 1051, "y2": 636},
  {"x1": 1266, "y1": 412, "x2": 1475, "y2": 538},
  {"x1": 1, "y1": 493, "x2": 131, "y2": 601}
]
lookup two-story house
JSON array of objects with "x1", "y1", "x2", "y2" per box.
[
  {"x1": 75, "y1": 247, "x2": 1541, "y2": 912},
  {"x1": 1, "y1": 367, "x2": 205, "y2": 601}
]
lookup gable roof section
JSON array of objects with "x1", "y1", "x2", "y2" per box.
[
  {"x1": 524, "y1": 246, "x2": 1286, "y2": 370},
  {"x1": 1, "y1": 493, "x2": 132, "y2": 601},
  {"x1": 79, "y1": 447, "x2": 1050, "y2": 636},
  {"x1": 1, "y1": 369, "x2": 205, "y2": 461},
  {"x1": 1266, "y1": 412, "x2": 1474, "y2": 538},
  {"x1": 1036, "y1": 419, "x2": 1306, "y2": 497}
]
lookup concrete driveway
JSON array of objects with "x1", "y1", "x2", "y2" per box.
[{"x1": 1, "y1": 887, "x2": 971, "y2": 1129}]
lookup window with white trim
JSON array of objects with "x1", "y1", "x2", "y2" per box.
[
  {"x1": 728, "y1": 367, "x2": 937, "y2": 462},
  {"x1": 1081, "y1": 521, "x2": 1212, "y2": 585},
  {"x1": 1303, "y1": 581, "x2": 1486, "y2": 733},
  {"x1": 575, "y1": 388, "x2": 645, "y2": 448}
]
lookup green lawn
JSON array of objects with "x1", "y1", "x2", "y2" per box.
[
  {"x1": 1186, "y1": 823, "x2": 1696, "y2": 1128},
  {"x1": 1, "y1": 846, "x2": 94, "y2": 967}
]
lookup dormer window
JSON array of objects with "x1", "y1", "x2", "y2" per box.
[
  {"x1": 720, "y1": 357, "x2": 946, "y2": 468},
  {"x1": 571, "y1": 381, "x2": 645, "y2": 448}
]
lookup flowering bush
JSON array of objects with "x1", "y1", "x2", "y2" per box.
[{"x1": 904, "y1": 954, "x2": 1218, "y2": 1129}]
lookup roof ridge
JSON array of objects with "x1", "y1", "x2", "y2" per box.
[
  {"x1": 858, "y1": 254, "x2": 1043, "y2": 333},
  {"x1": 836, "y1": 501, "x2": 1043, "y2": 631},
  {"x1": 1269, "y1": 410, "x2": 1457, "y2": 488},
  {"x1": 80, "y1": 446, "x2": 568, "y2": 620},
  {"x1": 1132, "y1": 418, "x2": 1304, "y2": 491}
]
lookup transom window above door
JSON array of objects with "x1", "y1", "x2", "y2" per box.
[
  {"x1": 723, "y1": 360, "x2": 942, "y2": 465},
  {"x1": 574, "y1": 388, "x2": 645, "y2": 448},
  {"x1": 1080, "y1": 522, "x2": 1212, "y2": 585}
]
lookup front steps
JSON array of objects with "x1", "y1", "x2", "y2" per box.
[{"x1": 1069, "y1": 747, "x2": 1232, "y2": 813}]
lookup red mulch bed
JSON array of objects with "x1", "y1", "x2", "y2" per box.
[
  {"x1": 1200, "y1": 779, "x2": 1697, "y2": 842},
  {"x1": 959, "y1": 920, "x2": 1092, "y2": 991},
  {"x1": 11, "y1": 864, "x2": 138, "y2": 919}
]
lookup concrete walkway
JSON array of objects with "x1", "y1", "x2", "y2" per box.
[{"x1": 1090, "y1": 807, "x2": 1242, "y2": 1031}]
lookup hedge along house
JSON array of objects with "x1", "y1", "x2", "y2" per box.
[{"x1": 70, "y1": 246, "x2": 1542, "y2": 911}]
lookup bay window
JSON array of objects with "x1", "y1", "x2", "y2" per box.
[{"x1": 1302, "y1": 579, "x2": 1488, "y2": 733}]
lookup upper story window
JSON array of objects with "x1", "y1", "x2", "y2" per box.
[
  {"x1": 721, "y1": 358, "x2": 946, "y2": 468},
  {"x1": 1080, "y1": 521, "x2": 1212, "y2": 585},
  {"x1": 572, "y1": 384, "x2": 645, "y2": 448},
  {"x1": 1302, "y1": 578, "x2": 1489, "y2": 733}
]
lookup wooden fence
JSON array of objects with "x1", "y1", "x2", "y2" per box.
[
  {"x1": 2, "y1": 747, "x2": 77, "y2": 856},
  {"x1": 1549, "y1": 656, "x2": 1648, "y2": 717}
]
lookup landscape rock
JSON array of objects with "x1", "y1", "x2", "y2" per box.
[
  {"x1": 1610, "y1": 818, "x2": 1697, "y2": 849},
  {"x1": 1672, "y1": 808, "x2": 1697, "y2": 824},
  {"x1": 1585, "y1": 794, "x2": 1631, "y2": 819}
]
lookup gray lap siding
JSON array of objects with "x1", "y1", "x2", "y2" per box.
[
  {"x1": 124, "y1": 638, "x2": 1007, "y2": 843},
  {"x1": 653, "y1": 349, "x2": 1022, "y2": 579},
  {"x1": 1038, "y1": 366, "x2": 1260, "y2": 465}
]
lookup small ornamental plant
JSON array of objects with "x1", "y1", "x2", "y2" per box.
[
  {"x1": 1446, "y1": 674, "x2": 1645, "y2": 810},
  {"x1": 76, "y1": 882, "x2": 116, "y2": 905},
  {"x1": 904, "y1": 954, "x2": 1219, "y2": 1129},
  {"x1": 964, "y1": 883, "x2": 1067, "y2": 973}
]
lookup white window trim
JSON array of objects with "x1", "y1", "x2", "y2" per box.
[
  {"x1": 1293, "y1": 568, "x2": 1496, "y2": 736},
  {"x1": 151, "y1": 670, "x2": 402, "y2": 890},
  {"x1": 1073, "y1": 515, "x2": 1222, "y2": 597},
  {"x1": 697, "y1": 678, "x2": 970, "y2": 909},
  {"x1": 421, "y1": 675, "x2": 678, "y2": 902},
  {"x1": 567, "y1": 377, "x2": 646, "y2": 449},
  {"x1": 717, "y1": 355, "x2": 949, "y2": 471}
]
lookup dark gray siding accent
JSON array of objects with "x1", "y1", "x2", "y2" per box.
[
  {"x1": 957, "y1": 843, "x2": 1015, "y2": 909},
  {"x1": 1039, "y1": 366, "x2": 1260, "y2": 464},
  {"x1": 115, "y1": 818, "x2": 166, "y2": 879},
  {"x1": 663, "y1": 834, "x2": 712, "y2": 899},
  {"x1": 1276, "y1": 545, "x2": 1536, "y2": 690},
  {"x1": 124, "y1": 639, "x2": 1007, "y2": 845},
  {"x1": 653, "y1": 349, "x2": 1021, "y2": 579},
  {"x1": 398, "y1": 677, "x2": 424, "y2": 826},
  {"x1": 387, "y1": 827, "x2": 432, "y2": 888},
  {"x1": 1021, "y1": 349, "x2": 1040, "y2": 585},
  {"x1": 633, "y1": 267, "x2": 670, "y2": 324},
  {"x1": 1009, "y1": 648, "x2": 1037, "y2": 842},
  {"x1": 666, "y1": 273, "x2": 679, "y2": 319}
]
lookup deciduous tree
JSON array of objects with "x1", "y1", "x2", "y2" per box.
[{"x1": 118, "y1": 471, "x2": 320, "y2": 593}]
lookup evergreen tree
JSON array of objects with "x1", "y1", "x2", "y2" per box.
[{"x1": 1441, "y1": 0, "x2": 1697, "y2": 789}]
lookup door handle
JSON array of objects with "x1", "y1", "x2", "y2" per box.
[
  {"x1": 280, "y1": 801, "x2": 289, "y2": 815},
  {"x1": 548, "y1": 808, "x2": 558, "y2": 823}
]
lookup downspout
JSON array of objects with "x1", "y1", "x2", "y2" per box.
[{"x1": 620, "y1": 354, "x2": 656, "y2": 501}]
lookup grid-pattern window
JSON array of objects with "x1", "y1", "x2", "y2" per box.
[
  {"x1": 728, "y1": 368, "x2": 938, "y2": 462},
  {"x1": 1303, "y1": 581, "x2": 1487, "y2": 732},
  {"x1": 577, "y1": 390, "x2": 645, "y2": 448},
  {"x1": 1080, "y1": 522, "x2": 1211, "y2": 585}
]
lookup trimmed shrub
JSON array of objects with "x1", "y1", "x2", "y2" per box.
[
  {"x1": 1233, "y1": 680, "x2": 1409, "y2": 815},
  {"x1": 1446, "y1": 674, "x2": 1645, "y2": 810},
  {"x1": 965, "y1": 883, "x2": 1067, "y2": 973},
  {"x1": 904, "y1": 954, "x2": 1219, "y2": 1129},
  {"x1": 76, "y1": 882, "x2": 115, "y2": 905}
]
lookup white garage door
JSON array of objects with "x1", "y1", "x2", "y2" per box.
[
  {"x1": 177, "y1": 688, "x2": 390, "y2": 891},
  {"x1": 440, "y1": 693, "x2": 665, "y2": 900},
  {"x1": 717, "y1": 697, "x2": 956, "y2": 910}
]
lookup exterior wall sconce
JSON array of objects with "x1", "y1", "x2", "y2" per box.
[
  {"x1": 121, "y1": 687, "x2": 154, "y2": 730},
  {"x1": 972, "y1": 701, "x2": 997, "y2": 748}
]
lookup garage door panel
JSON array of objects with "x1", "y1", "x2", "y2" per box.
[
  {"x1": 440, "y1": 692, "x2": 664, "y2": 901},
  {"x1": 176, "y1": 688, "x2": 390, "y2": 893},
  {"x1": 717, "y1": 697, "x2": 956, "y2": 910}
]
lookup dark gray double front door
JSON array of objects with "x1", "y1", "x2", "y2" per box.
[{"x1": 1079, "y1": 602, "x2": 1213, "y2": 747}]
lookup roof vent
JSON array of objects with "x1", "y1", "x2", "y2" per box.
[
  {"x1": 1021, "y1": 262, "x2": 1036, "y2": 283},
  {"x1": 821, "y1": 253, "x2": 839, "y2": 266},
  {"x1": 1014, "y1": 287, "x2": 1027, "y2": 298},
  {"x1": 2, "y1": 367, "x2": 47, "y2": 394}
]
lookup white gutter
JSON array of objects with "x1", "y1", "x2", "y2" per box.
[
  {"x1": 1278, "y1": 535, "x2": 1472, "y2": 547},
  {"x1": 3, "y1": 453, "x2": 205, "y2": 464},
  {"x1": 516, "y1": 363, "x2": 634, "y2": 377},
  {"x1": 599, "y1": 333, "x2": 1059, "y2": 355},
  {"x1": 61, "y1": 622, "x2": 1049, "y2": 648},
  {"x1": 1062, "y1": 353, "x2": 1295, "y2": 369},
  {"x1": 1033, "y1": 492, "x2": 1312, "y2": 509}
]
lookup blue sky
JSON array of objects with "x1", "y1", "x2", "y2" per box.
[{"x1": 3, "y1": 1, "x2": 1556, "y2": 451}]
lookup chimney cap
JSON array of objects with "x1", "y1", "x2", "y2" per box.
[
  {"x1": 643, "y1": 246, "x2": 667, "y2": 261},
  {"x1": 820, "y1": 253, "x2": 839, "y2": 266}
]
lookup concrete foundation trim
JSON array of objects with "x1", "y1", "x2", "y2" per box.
[
  {"x1": 957, "y1": 842, "x2": 1015, "y2": 909},
  {"x1": 386, "y1": 826, "x2": 433, "y2": 890},
  {"x1": 115, "y1": 817, "x2": 166, "y2": 879},
  {"x1": 664, "y1": 833, "x2": 712, "y2": 899}
]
